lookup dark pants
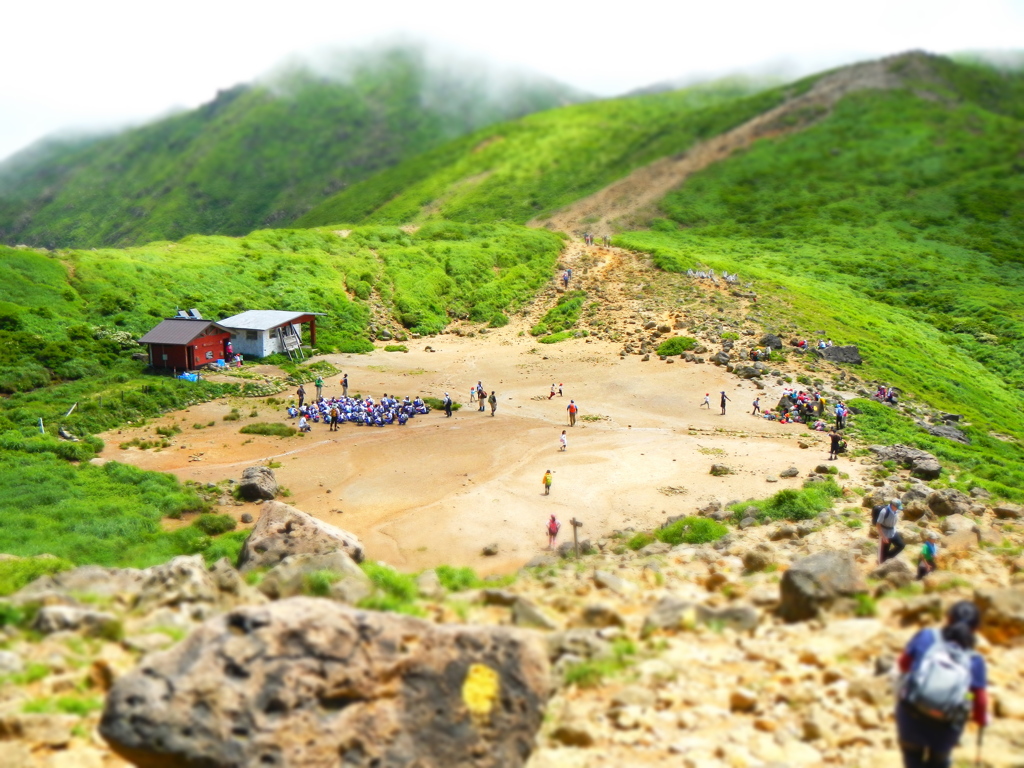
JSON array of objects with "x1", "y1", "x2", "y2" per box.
[
  {"x1": 330, "y1": 417, "x2": 338, "y2": 431},
  {"x1": 900, "y1": 745, "x2": 951, "y2": 768},
  {"x1": 881, "y1": 531, "x2": 906, "y2": 562},
  {"x1": 445, "y1": 405, "x2": 452, "y2": 417}
]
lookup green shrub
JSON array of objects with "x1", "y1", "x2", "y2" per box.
[
  {"x1": 22, "y1": 696, "x2": 104, "y2": 717},
  {"x1": 562, "y1": 638, "x2": 637, "y2": 688},
  {"x1": 193, "y1": 513, "x2": 237, "y2": 536},
  {"x1": 489, "y1": 312, "x2": 509, "y2": 328},
  {"x1": 538, "y1": 330, "x2": 577, "y2": 344},
  {"x1": 358, "y1": 561, "x2": 422, "y2": 616},
  {"x1": 423, "y1": 397, "x2": 460, "y2": 411},
  {"x1": 731, "y1": 480, "x2": 843, "y2": 524},
  {"x1": 239, "y1": 422, "x2": 297, "y2": 437},
  {"x1": 0, "y1": 557, "x2": 74, "y2": 597},
  {"x1": 302, "y1": 569, "x2": 342, "y2": 597},
  {"x1": 656, "y1": 336, "x2": 698, "y2": 356},
  {"x1": 656, "y1": 517, "x2": 728, "y2": 546},
  {"x1": 383, "y1": 345, "x2": 408, "y2": 353},
  {"x1": 854, "y1": 594, "x2": 878, "y2": 618},
  {"x1": 626, "y1": 532, "x2": 655, "y2": 550}
]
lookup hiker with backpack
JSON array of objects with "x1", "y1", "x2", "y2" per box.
[
  {"x1": 917, "y1": 530, "x2": 940, "y2": 580},
  {"x1": 542, "y1": 469, "x2": 553, "y2": 495},
  {"x1": 488, "y1": 391, "x2": 497, "y2": 416},
  {"x1": 567, "y1": 400, "x2": 578, "y2": 426},
  {"x1": 546, "y1": 514, "x2": 561, "y2": 549},
  {"x1": 896, "y1": 601, "x2": 988, "y2": 768},
  {"x1": 828, "y1": 428, "x2": 842, "y2": 460},
  {"x1": 874, "y1": 499, "x2": 906, "y2": 564}
]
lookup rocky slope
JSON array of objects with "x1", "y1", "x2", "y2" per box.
[{"x1": 0, "y1": 451, "x2": 1021, "y2": 767}]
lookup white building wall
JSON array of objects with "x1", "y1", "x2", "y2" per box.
[{"x1": 226, "y1": 323, "x2": 303, "y2": 358}]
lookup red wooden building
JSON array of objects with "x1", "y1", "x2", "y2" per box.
[{"x1": 139, "y1": 317, "x2": 231, "y2": 371}]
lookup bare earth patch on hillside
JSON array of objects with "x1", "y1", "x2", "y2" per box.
[{"x1": 531, "y1": 56, "x2": 908, "y2": 236}]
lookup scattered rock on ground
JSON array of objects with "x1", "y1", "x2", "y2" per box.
[
  {"x1": 238, "y1": 465, "x2": 279, "y2": 501},
  {"x1": 239, "y1": 501, "x2": 364, "y2": 571},
  {"x1": 779, "y1": 550, "x2": 867, "y2": 622}
]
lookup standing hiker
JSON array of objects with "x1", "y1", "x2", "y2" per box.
[
  {"x1": 829, "y1": 428, "x2": 842, "y2": 460},
  {"x1": 562, "y1": 270, "x2": 570, "y2": 290},
  {"x1": 752, "y1": 397, "x2": 761, "y2": 416},
  {"x1": 700, "y1": 393, "x2": 711, "y2": 409},
  {"x1": 296, "y1": 384, "x2": 306, "y2": 408},
  {"x1": 549, "y1": 383, "x2": 557, "y2": 400},
  {"x1": 559, "y1": 430, "x2": 567, "y2": 452},
  {"x1": 720, "y1": 391, "x2": 731, "y2": 415},
  {"x1": 895, "y1": 600, "x2": 988, "y2": 768},
  {"x1": 478, "y1": 385, "x2": 487, "y2": 412},
  {"x1": 547, "y1": 514, "x2": 561, "y2": 549},
  {"x1": 567, "y1": 400, "x2": 578, "y2": 426},
  {"x1": 488, "y1": 390, "x2": 497, "y2": 416},
  {"x1": 314, "y1": 376, "x2": 324, "y2": 400},
  {"x1": 341, "y1": 374, "x2": 349, "y2": 397},
  {"x1": 874, "y1": 498, "x2": 906, "y2": 564},
  {"x1": 542, "y1": 469, "x2": 553, "y2": 495},
  {"x1": 558, "y1": 382, "x2": 563, "y2": 397},
  {"x1": 329, "y1": 405, "x2": 339, "y2": 431},
  {"x1": 443, "y1": 392, "x2": 453, "y2": 418}
]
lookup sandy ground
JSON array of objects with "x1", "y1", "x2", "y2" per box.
[{"x1": 100, "y1": 326, "x2": 867, "y2": 575}]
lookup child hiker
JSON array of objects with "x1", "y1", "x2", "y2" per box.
[
  {"x1": 559, "y1": 430, "x2": 567, "y2": 451},
  {"x1": 542, "y1": 469, "x2": 553, "y2": 495}
]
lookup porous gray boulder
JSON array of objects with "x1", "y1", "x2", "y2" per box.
[
  {"x1": 239, "y1": 501, "x2": 364, "y2": 571},
  {"x1": 100, "y1": 599, "x2": 551, "y2": 768},
  {"x1": 870, "y1": 558, "x2": 914, "y2": 589},
  {"x1": 12, "y1": 564, "x2": 145, "y2": 604},
  {"x1": 780, "y1": 467, "x2": 799, "y2": 478},
  {"x1": 869, "y1": 445, "x2": 942, "y2": 480},
  {"x1": 779, "y1": 550, "x2": 867, "y2": 622},
  {"x1": 257, "y1": 551, "x2": 372, "y2": 603},
  {"x1": 927, "y1": 488, "x2": 972, "y2": 518},
  {"x1": 994, "y1": 504, "x2": 1023, "y2": 520},
  {"x1": 759, "y1": 334, "x2": 783, "y2": 350},
  {"x1": 33, "y1": 606, "x2": 120, "y2": 638},
  {"x1": 135, "y1": 556, "x2": 260, "y2": 616},
  {"x1": 924, "y1": 424, "x2": 970, "y2": 445},
  {"x1": 238, "y1": 465, "x2": 279, "y2": 501}
]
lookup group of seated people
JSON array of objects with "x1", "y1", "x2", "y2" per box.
[
  {"x1": 762, "y1": 390, "x2": 850, "y2": 430},
  {"x1": 747, "y1": 347, "x2": 773, "y2": 362},
  {"x1": 874, "y1": 385, "x2": 899, "y2": 404},
  {"x1": 287, "y1": 395, "x2": 431, "y2": 430}
]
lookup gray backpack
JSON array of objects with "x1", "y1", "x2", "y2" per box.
[{"x1": 902, "y1": 629, "x2": 973, "y2": 723}]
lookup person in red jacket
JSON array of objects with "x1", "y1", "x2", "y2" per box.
[{"x1": 895, "y1": 601, "x2": 988, "y2": 768}]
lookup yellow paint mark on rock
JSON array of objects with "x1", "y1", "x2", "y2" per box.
[{"x1": 462, "y1": 663, "x2": 500, "y2": 725}]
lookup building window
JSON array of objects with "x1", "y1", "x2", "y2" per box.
[{"x1": 246, "y1": 331, "x2": 257, "y2": 341}]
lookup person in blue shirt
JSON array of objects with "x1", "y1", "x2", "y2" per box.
[{"x1": 896, "y1": 601, "x2": 988, "y2": 768}]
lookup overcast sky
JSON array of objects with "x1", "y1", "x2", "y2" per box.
[{"x1": 3, "y1": 0, "x2": 1022, "y2": 162}]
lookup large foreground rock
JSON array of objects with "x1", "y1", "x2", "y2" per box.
[
  {"x1": 134, "y1": 556, "x2": 261, "y2": 616},
  {"x1": 238, "y1": 465, "x2": 279, "y2": 501},
  {"x1": 779, "y1": 550, "x2": 867, "y2": 622},
  {"x1": 100, "y1": 599, "x2": 550, "y2": 768},
  {"x1": 239, "y1": 501, "x2": 364, "y2": 570}
]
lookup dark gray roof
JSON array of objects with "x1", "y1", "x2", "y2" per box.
[{"x1": 138, "y1": 319, "x2": 228, "y2": 345}]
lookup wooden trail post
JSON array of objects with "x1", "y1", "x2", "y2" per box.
[{"x1": 570, "y1": 517, "x2": 583, "y2": 560}]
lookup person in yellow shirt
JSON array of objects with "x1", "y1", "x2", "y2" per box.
[{"x1": 543, "y1": 470, "x2": 553, "y2": 495}]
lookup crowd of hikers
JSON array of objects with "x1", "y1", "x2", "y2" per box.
[
  {"x1": 288, "y1": 380, "x2": 431, "y2": 430},
  {"x1": 752, "y1": 387, "x2": 850, "y2": 431}
]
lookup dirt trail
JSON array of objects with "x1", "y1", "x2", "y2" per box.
[{"x1": 531, "y1": 56, "x2": 909, "y2": 236}]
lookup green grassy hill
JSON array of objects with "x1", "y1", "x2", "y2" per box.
[
  {"x1": 0, "y1": 45, "x2": 580, "y2": 249},
  {"x1": 0, "y1": 221, "x2": 562, "y2": 576},
  {"x1": 295, "y1": 77, "x2": 782, "y2": 227},
  {"x1": 302, "y1": 52, "x2": 1024, "y2": 497}
]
